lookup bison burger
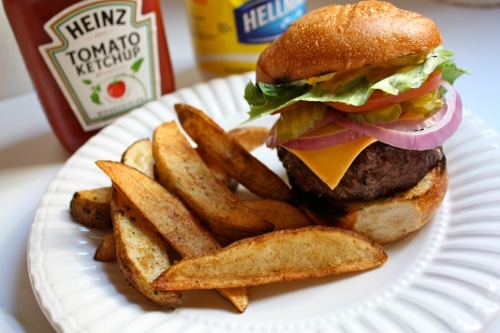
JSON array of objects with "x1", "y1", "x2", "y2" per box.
[{"x1": 244, "y1": 1, "x2": 468, "y2": 243}]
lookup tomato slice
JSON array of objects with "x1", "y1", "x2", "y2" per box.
[{"x1": 327, "y1": 69, "x2": 442, "y2": 113}]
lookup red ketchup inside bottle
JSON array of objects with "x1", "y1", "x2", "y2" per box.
[{"x1": 3, "y1": 0, "x2": 175, "y2": 152}]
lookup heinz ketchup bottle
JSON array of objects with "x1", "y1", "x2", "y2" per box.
[{"x1": 3, "y1": 0, "x2": 175, "y2": 152}]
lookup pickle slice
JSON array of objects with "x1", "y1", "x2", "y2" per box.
[
  {"x1": 275, "y1": 103, "x2": 328, "y2": 142},
  {"x1": 400, "y1": 89, "x2": 444, "y2": 118},
  {"x1": 346, "y1": 104, "x2": 403, "y2": 124},
  {"x1": 346, "y1": 89, "x2": 444, "y2": 124}
]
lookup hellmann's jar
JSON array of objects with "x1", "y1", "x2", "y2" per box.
[
  {"x1": 184, "y1": 0, "x2": 307, "y2": 77},
  {"x1": 3, "y1": 0, "x2": 175, "y2": 152}
]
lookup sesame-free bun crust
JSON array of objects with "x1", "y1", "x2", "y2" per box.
[
  {"x1": 299, "y1": 162, "x2": 448, "y2": 244},
  {"x1": 256, "y1": 1, "x2": 443, "y2": 84}
]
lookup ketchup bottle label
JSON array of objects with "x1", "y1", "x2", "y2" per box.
[{"x1": 39, "y1": 0, "x2": 161, "y2": 131}]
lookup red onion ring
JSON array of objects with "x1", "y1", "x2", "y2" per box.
[
  {"x1": 377, "y1": 105, "x2": 446, "y2": 131},
  {"x1": 334, "y1": 81, "x2": 462, "y2": 150}
]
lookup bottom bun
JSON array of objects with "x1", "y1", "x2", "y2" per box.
[{"x1": 295, "y1": 160, "x2": 448, "y2": 244}]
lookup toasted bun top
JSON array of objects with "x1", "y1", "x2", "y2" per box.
[{"x1": 256, "y1": 1, "x2": 443, "y2": 84}]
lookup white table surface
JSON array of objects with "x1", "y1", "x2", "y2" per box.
[{"x1": 1, "y1": 0, "x2": 499, "y2": 332}]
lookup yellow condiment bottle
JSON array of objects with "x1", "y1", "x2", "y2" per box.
[{"x1": 185, "y1": 0, "x2": 306, "y2": 76}]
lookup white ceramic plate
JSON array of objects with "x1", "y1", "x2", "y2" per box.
[{"x1": 29, "y1": 72, "x2": 500, "y2": 333}]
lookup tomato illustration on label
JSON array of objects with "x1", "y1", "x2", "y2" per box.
[
  {"x1": 84, "y1": 58, "x2": 145, "y2": 105},
  {"x1": 107, "y1": 80, "x2": 126, "y2": 98}
]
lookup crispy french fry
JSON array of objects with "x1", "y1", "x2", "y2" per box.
[
  {"x1": 175, "y1": 103, "x2": 293, "y2": 202},
  {"x1": 96, "y1": 160, "x2": 249, "y2": 312},
  {"x1": 153, "y1": 121, "x2": 274, "y2": 241},
  {"x1": 243, "y1": 199, "x2": 313, "y2": 230},
  {"x1": 94, "y1": 231, "x2": 116, "y2": 262},
  {"x1": 69, "y1": 186, "x2": 112, "y2": 230},
  {"x1": 153, "y1": 226, "x2": 388, "y2": 290}
]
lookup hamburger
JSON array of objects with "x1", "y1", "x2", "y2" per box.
[{"x1": 244, "y1": 1, "x2": 468, "y2": 243}]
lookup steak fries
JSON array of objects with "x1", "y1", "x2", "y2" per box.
[
  {"x1": 110, "y1": 139, "x2": 182, "y2": 309},
  {"x1": 153, "y1": 226, "x2": 387, "y2": 290},
  {"x1": 175, "y1": 103, "x2": 293, "y2": 203},
  {"x1": 97, "y1": 159, "x2": 249, "y2": 312},
  {"x1": 69, "y1": 125, "x2": 269, "y2": 230},
  {"x1": 153, "y1": 121, "x2": 274, "y2": 241},
  {"x1": 69, "y1": 103, "x2": 388, "y2": 313}
]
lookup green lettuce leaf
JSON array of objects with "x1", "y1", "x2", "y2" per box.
[{"x1": 245, "y1": 47, "x2": 469, "y2": 122}]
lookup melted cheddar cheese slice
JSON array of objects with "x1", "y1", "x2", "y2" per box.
[{"x1": 287, "y1": 136, "x2": 377, "y2": 189}]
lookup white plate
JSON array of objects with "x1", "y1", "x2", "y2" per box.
[{"x1": 29, "y1": 72, "x2": 500, "y2": 333}]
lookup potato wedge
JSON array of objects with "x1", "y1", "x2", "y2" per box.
[
  {"x1": 96, "y1": 160, "x2": 249, "y2": 312},
  {"x1": 92, "y1": 181, "x2": 312, "y2": 262},
  {"x1": 153, "y1": 226, "x2": 387, "y2": 290},
  {"x1": 110, "y1": 139, "x2": 182, "y2": 308},
  {"x1": 175, "y1": 103, "x2": 293, "y2": 203},
  {"x1": 93, "y1": 139, "x2": 153, "y2": 262},
  {"x1": 94, "y1": 231, "x2": 116, "y2": 262},
  {"x1": 69, "y1": 186, "x2": 112, "y2": 230},
  {"x1": 153, "y1": 121, "x2": 274, "y2": 241},
  {"x1": 112, "y1": 194, "x2": 183, "y2": 308},
  {"x1": 70, "y1": 128, "x2": 267, "y2": 229},
  {"x1": 200, "y1": 126, "x2": 268, "y2": 191},
  {"x1": 70, "y1": 138, "x2": 153, "y2": 230},
  {"x1": 97, "y1": 160, "x2": 221, "y2": 257},
  {"x1": 121, "y1": 138, "x2": 155, "y2": 178},
  {"x1": 227, "y1": 126, "x2": 268, "y2": 152},
  {"x1": 196, "y1": 147, "x2": 238, "y2": 191},
  {"x1": 243, "y1": 199, "x2": 313, "y2": 231}
]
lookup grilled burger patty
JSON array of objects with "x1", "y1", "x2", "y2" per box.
[{"x1": 277, "y1": 142, "x2": 445, "y2": 202}]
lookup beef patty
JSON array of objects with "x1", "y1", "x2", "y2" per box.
[{"x1": 277, "y1": 142, "x2": 445, "y2": 202}]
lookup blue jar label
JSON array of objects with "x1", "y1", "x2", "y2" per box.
[{"x1": 234, "y1": 0, "x2": 306, "y2": 44}]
